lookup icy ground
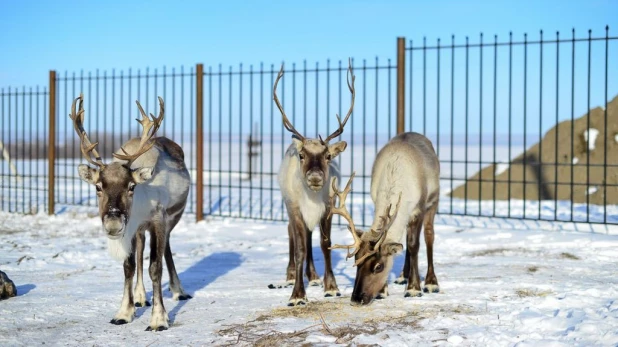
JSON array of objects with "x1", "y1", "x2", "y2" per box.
[{"x1": 0, "y1": 211, "x2": 617, "y2": 346}]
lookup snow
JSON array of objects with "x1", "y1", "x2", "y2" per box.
[
  {"x1": 572, "y1": 157, "x2": 579, "y2": 165},
  {"x1": 583, "y1": 128, "x2": 599, "y2": 151},
  {"x1": 495, "y1": 163, "x2": 510, "y2": 176},
  {"x1": 587, "y1": 186, "x2": 598, "y2": 195},
  {"x1": 615, "y1": 134, "x2": 618, "y2": 144},
  {"x1": 1, "y1": 211, "x2": 618, "y2": 346}
]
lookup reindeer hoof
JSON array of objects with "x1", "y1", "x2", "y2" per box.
[
  {"x1": 423, "y1": 285, "x2": 440, "y2": 293},
  {"x1": 287, "y1": 298, "x2": 307, "y2": 306},
  {"x1": 110, "y1": 319, "x2": 128, "y2": 325},
  {"x1": 146, "y1": 326, "x2": 168, "y2": 332},
  {"x1": 394, "y1": 277, "x2": 408, "y2": 285},
  {"x1": 324, "y1": 290, "x2": 341, "y2": 298},
  {"x1": 135, "y1": 301, "x2": 151, "y2": 307},
  {"x1": 177, "y1": 294, "x2": 192, "y2": 301},
  {"x1": 268, "y1": 282, "x2": 293, "y2": 289},
  {"x1": 308, "y1": 279, "x2": 322, "y2": 287},
  {"x1": 404, "y1": 290, "x2": 423, "y2": 298}
]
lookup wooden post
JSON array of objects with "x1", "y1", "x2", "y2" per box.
[
  {"x1": 396, "y1": 37, "x2": 406, "y2": 134},
  {"x1": 48, "y1": 71, "x2": 56, "y2": 215},
  {"x1": 196, "y1": 64, "x2": 204, "y2": 222}
]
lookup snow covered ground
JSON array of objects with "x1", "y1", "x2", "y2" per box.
[{"x1": 1, "y1": 211, "x2": 617, "y2": 346}]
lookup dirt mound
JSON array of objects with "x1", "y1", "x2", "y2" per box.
[{"x1": 450, "y1": 95, "x2": 618, "y2": 205}]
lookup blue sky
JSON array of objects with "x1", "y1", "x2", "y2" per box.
[
  {"x1": 1, "y1": 0, "x2": 616, "y2": 87},
  {"x1": 1, "y1": 0, "x2": 617, "y2": 140}
]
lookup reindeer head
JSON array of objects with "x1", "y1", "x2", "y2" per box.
[
  {"x1": 329, "y1": 173, "x2": 403, "y2": 306},
  {"x1": 70, "y1": 94, "x2": 164, "y2": 239},
  {"x1": 274, "y1": 59, "x2": 355, "y2": 192}
]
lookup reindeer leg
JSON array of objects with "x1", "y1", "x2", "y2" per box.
[
  {"x1": 111, "y1": 238, "x2": 136, "y2": 325},
  {"x1": 285, "y1": 223, "x2": 296, "y2": 285},
  {"x1": 164, "y1": 208, "x2": 191, "y2": 301},
  {"x1": 289, "y1": 214, "x2": 308, "y2": 306},
  {"x1": 134, "y1": 226, "x2": 150, "y2": 307},
  {"x1": 423, "y1": 202, "x2": 439, "y2": 293},
  {"x1": 305, "y1": 228, "x2": 322, "y2": 286},
  {"x1": 394, "y1": 247, "x2": 410, "y2": 285},
  {"x1": 319, "y1": 212, "x2": 340, "y2": 297},
  {"x1": 404, "y1": 215, "x2": 424, "y2": 298},
  {"x1": 146, "y1": 219, "x2": 169, "y2": 331}
]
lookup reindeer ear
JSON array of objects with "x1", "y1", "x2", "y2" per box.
[
  {"x1": 132, "y1": 167, "x2": 154, "y2": 184},
  {"x1": 77, "y1": 164, "x2": 98, "y2": 185},
  {"x1": 380, "y1": 242, "x2": 403, "y2": 256},
  {"x1": 328, "y1": 141, "x2": 347, "y2": 159},
  {"x1": 292, "y1": 137, "x2": 303, "y2": 152}
]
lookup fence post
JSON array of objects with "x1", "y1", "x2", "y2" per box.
[
  {"x1": 396, "y1": 37, "x2": 406, "y2": 134},
  {"x1": 48, "y1": 70, "x2": 56, "y2": 215},
  {"x1": 196, "y1": 64, "x2": 204, "y2": 222}
]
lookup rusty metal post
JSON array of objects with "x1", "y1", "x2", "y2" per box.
[
  {"x1": 48, "y1": 71, "x2": 56, "y2": 215},
  {"x1": 196, "y1": 64, "x2": 204, "y2": 222},
  {"x1": 396, "y1": 37, "x2": 406, "y2": 134}
]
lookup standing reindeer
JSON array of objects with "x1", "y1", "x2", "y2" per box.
[
  {"x1": 272, "y1": 60, "x2": 355, "y2": 306},
  {"x1": 70, "y1": 94, "x2": 191, "y2": 331},
  {"x1": 329, "y1": 132, "x2": 440, "y2": 305}
]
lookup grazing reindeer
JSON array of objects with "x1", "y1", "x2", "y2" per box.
[
  {"x1": 70, "y1": 94, "x2": 191, "y2": 331},
  {"x1": 330, "y1": 132, "x2": 440, "y2": 305},
  {"x1": 273, "y1": 60, "x2": 355, "y2": 306}
]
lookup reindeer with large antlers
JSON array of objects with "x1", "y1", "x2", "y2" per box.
[
  {"x1": 330, "y1": 132, "x2": 440, "y2": 305},
  {"x1": 71, "y1": 94, "x2": 191, "y2": 331},
  {"x1": 272, "y1": 59, "x2": 355, "y2": 306}
]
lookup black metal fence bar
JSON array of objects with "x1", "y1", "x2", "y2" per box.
[
  {"x1": 0, "y1": 87, "x2": 49, "y2": 214},
  {"x1": 50, "y1": 67, "x2": 197, "y2": 214},
  {"x1": 1, "y1": 27, "x2": 616, "y2": 227},
  {"x1": 198, "y1": 59, "x2": 396, "y2": 228},
  {"x1": 407, "y1": 27, "x2": 617, "y2": 224}
]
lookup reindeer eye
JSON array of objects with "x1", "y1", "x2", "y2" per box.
[
  {"x1": 298, "y1": 153, "x2": 305, "y2": 161},
  {"x1": 374, "y1": 263, "x2": 384, "y2": 273},
  {"x1": 325, "y1": 153, "x2": 332, "y2": 161},
  {"x1": 128, "y1": 183, "x2": 136, "y2": 192},
  {"x1": 95, "y1": 185, "x2": 102, "y2": 192}
]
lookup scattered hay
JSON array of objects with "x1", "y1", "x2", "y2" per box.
[
  {"x1": 216, "y1": 302, "x2": 476, "y2": 346},
  {"x1": 515, "y1": 288, "x2": 553, "y2": 298},
  {"x1": 559, "y1": 252, "x2": 581, "y2": 260},
  {"x1": 527, "y1": 266, "x2": 539, "y2": 273}
]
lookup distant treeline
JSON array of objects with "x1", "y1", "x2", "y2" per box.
[{"x1": 1, "y1": 132, "x2": 132, "y2": 160}]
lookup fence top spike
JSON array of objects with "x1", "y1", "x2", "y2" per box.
[{"x1": 606, "y1": 25, "x2": 609, "y2": 30}]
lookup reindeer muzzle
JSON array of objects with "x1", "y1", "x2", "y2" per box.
[
  {"x1": 103, "y1": 213, "x2": 126, "y2": 239},
  {"x1": 306, "y1": 171, "x2": 324, "y2": 191}
]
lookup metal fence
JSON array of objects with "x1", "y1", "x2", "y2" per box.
[{"x1": 1, "y1": 27, "x2": 616, "y2": 226}]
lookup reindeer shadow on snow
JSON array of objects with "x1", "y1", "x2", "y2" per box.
[{"x1": 138, "y1": 251, "x2": 243, "y2": 323}]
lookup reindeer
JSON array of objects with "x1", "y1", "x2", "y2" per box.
[
  {"x1": 70, "y1": 94, "x2": 191, "y2": 331},
  {"x1": 272, "y1": 60, "x2": 355, "y2": 306},
  {"x1": 329, "y1": 132, "x2": 440, "y2": 305}
]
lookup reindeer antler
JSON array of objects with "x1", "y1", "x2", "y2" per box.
[
  {"x1": 328, "y1": 172, "x2": 362, "y2": 260},
  {"x1": 113, "y1": 97, "x2": 165, "y2": 165},
  {"x1": 273, "y1": 64, "x2": 305, "y2": 142},
  {"x1": 321, "y1": 58, "x2": 355, "y2": 144},
  {"x1": 69, "y1": 93, "x2": 106, "y2": 169},
  {"x1": 353, "y1": 192, "x2": 403, "y2": 266}
]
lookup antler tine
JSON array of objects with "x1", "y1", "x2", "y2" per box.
[
  {"x1": 113, "y1": 97, "x2": 165, "y2": 165},
  {"x1": 353, "y1": 192, "x2": 403, "y2": 266},
  {"x1": 273, "y1": 64, "x2": 305, "y2": 142},
  {"x1": 328, "y1": 172, "x2": 362, "y2": 260},
  {"x1": 323, "y1": 58, "x2": 355, "y2": 144},
  {"x1": 69, "y1": 93, "x2": 106, "y2": 169}
]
